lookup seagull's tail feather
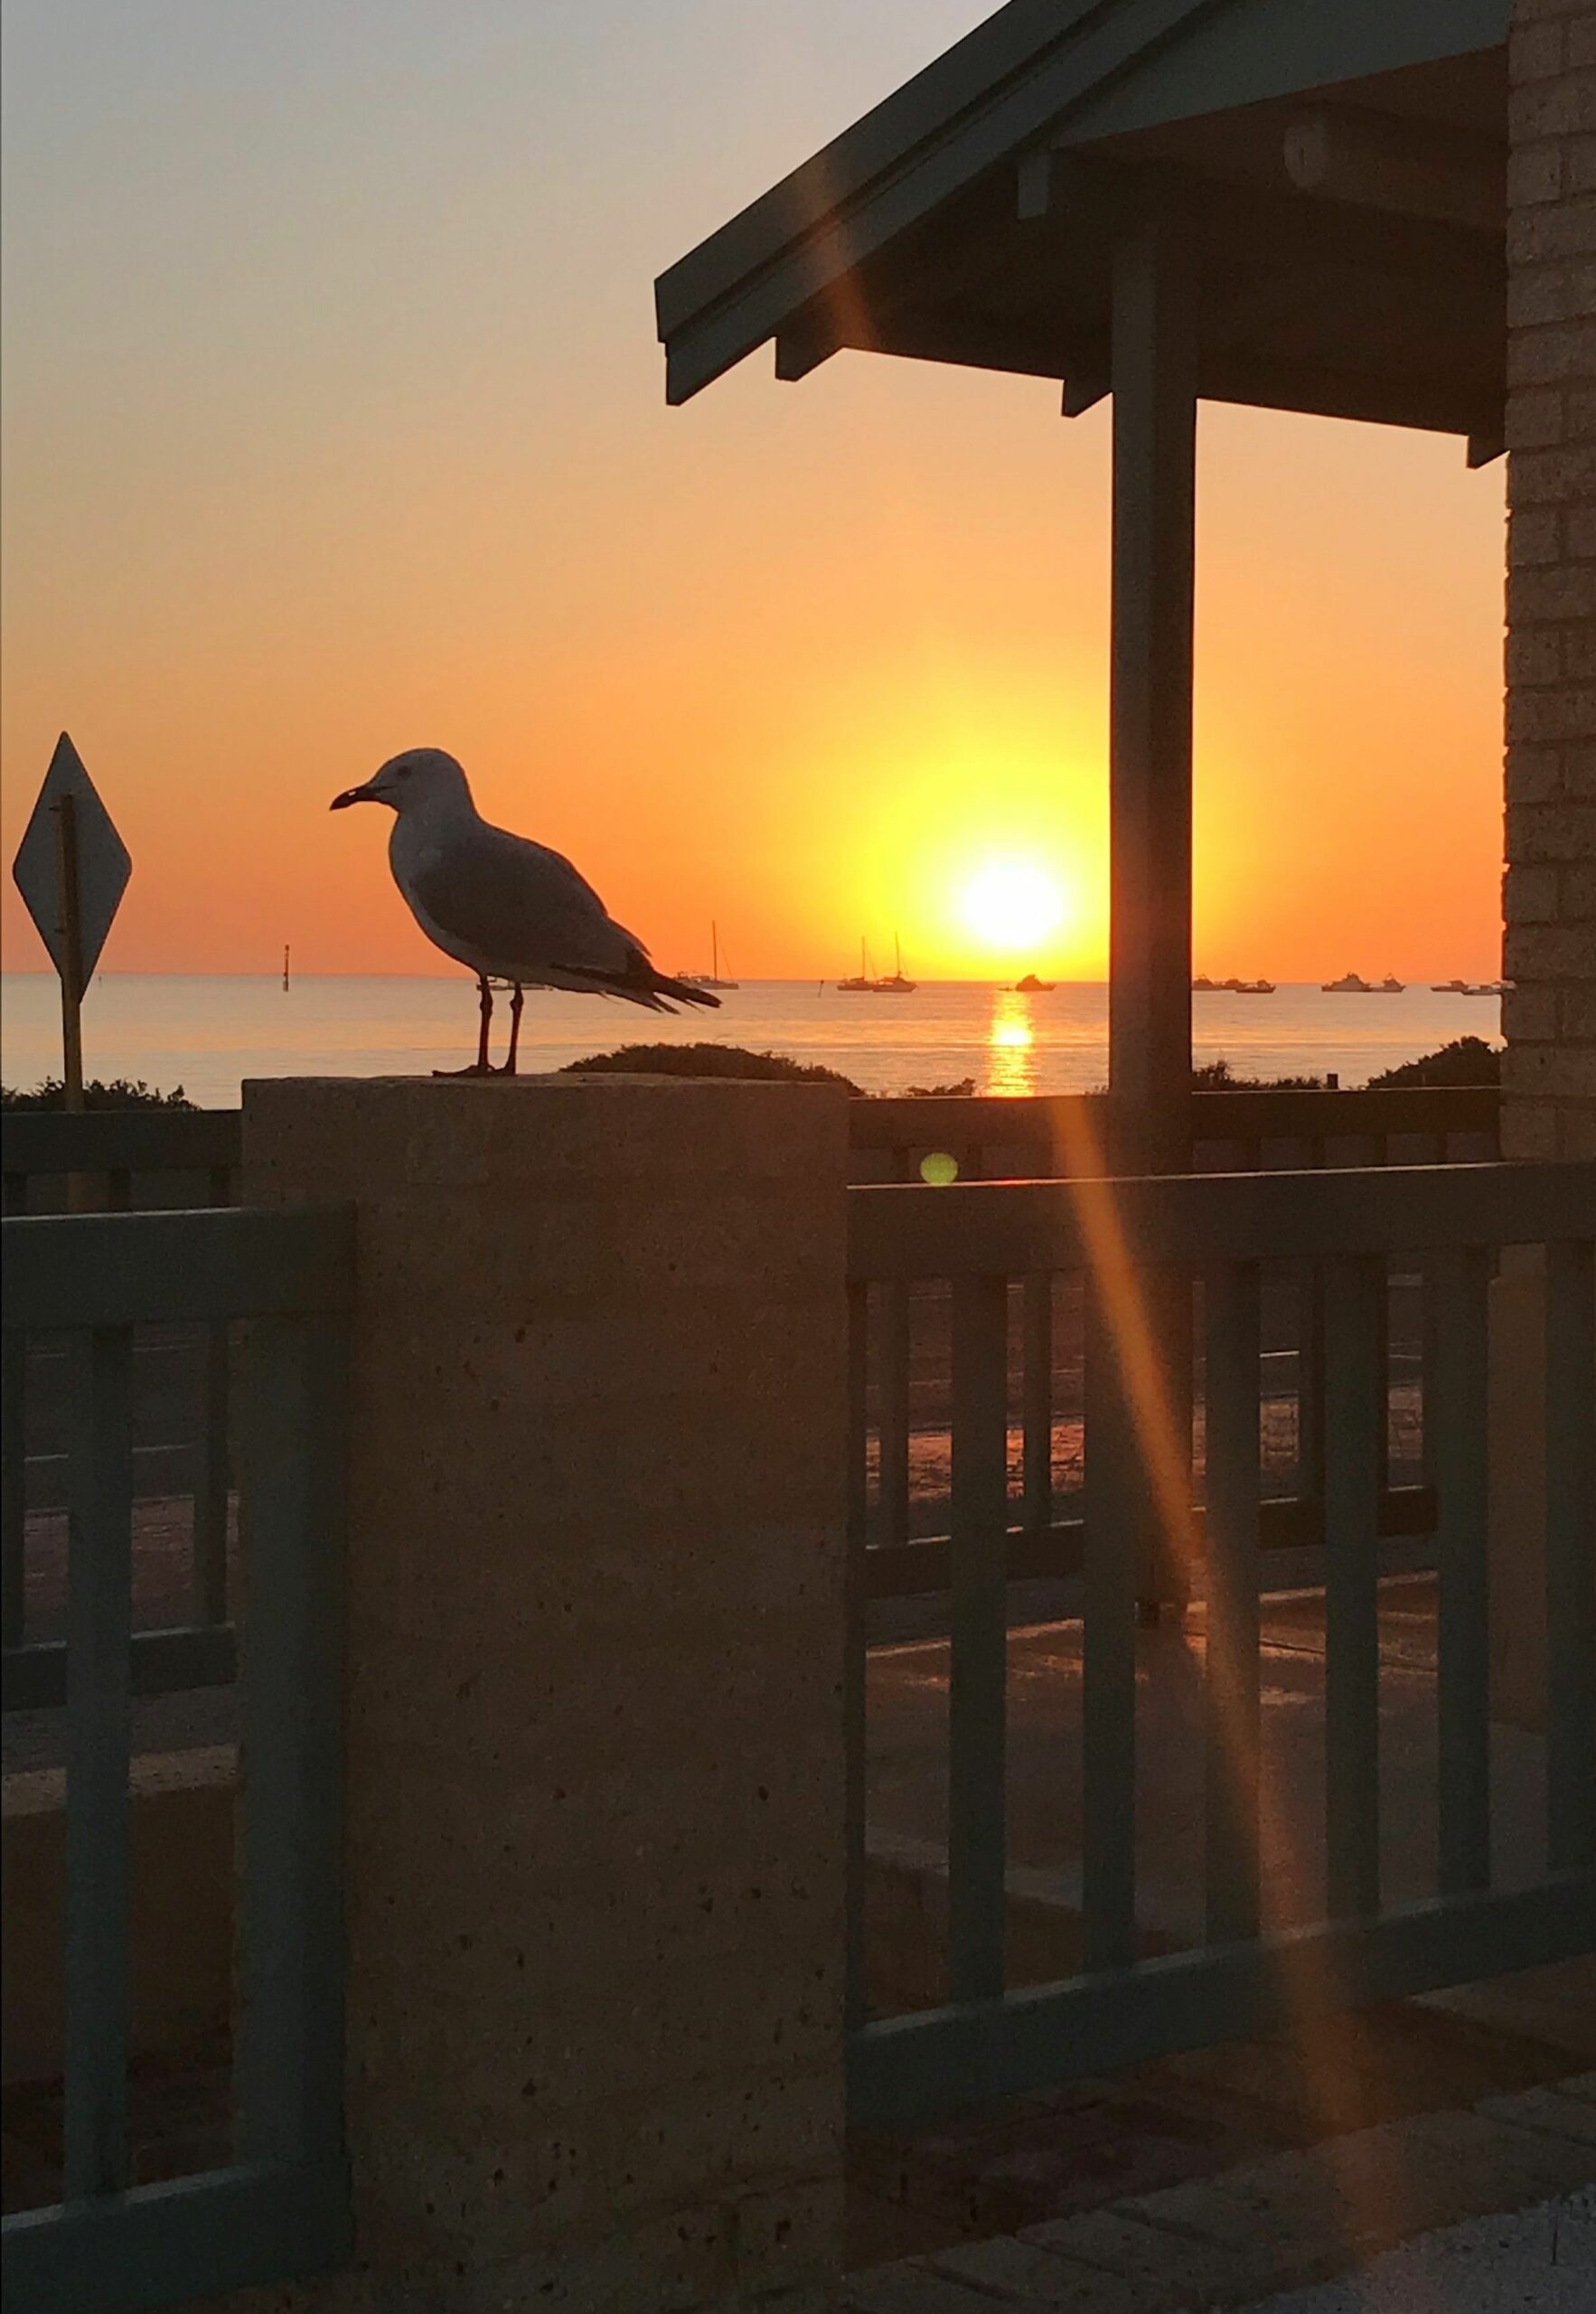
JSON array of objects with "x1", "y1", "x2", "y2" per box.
[
  {"x1": 560, "y1": 955, "x2": 722, "y2": 1012},
  {"x1": 643, "y1": 970, "x2": 721, "y2": 1012}
]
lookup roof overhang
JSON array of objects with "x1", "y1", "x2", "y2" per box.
[{"x1": 655, "y1": 0, "x2": 1508, "y2": 444}]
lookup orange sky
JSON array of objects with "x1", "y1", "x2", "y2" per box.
[{"x1": 1, "y1": 4, "x2": 1507, "y2": 984}]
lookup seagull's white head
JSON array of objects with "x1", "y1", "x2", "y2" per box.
[{"x1": 330, "y1": 748, "x2": 473, "y2": 819}]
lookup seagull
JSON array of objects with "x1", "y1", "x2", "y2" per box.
[{"x1": 331, "y1": 748, "x2": 719, "y2": 1074}]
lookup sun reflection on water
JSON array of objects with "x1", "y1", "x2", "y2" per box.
[{"x1": 984, "y1": 989, "x2": 1037, "y2": 1096}]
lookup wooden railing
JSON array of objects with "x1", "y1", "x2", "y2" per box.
[
  {"x1": 1, "y1": 1086, "x2": 1498, "y2": 1698},
  {"x1": 3, "y1": 1116, "x2": 243, "y2": 1701},
  {"x1": 1, "y1": 1207, "x2": 354, "y2": 2312},
  {"x1": 842, "y1": 1159, "x2": 1595, "y2": 2127},
  {"x1": 849, "y1": 1085, "x2": 1498, "y2": 1182}
]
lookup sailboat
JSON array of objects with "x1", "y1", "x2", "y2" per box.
[
  {"x1": 875, "y1": 934, "x2": 917, "y2": 993},
  {"x1": 838, "y1": 939, "x2": 877, "y2": 992},
  {"x1": 678, "y1": 921, "x2": 739, "y2": 991}
]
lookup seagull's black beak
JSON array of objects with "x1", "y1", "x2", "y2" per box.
[{"x1": 329, "y1": 785, "x2": 371, "y2": 811}]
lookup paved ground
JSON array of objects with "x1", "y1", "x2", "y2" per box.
[
  {"x1": 1234, "y1": 2190, "x2": 1595, "y2": 2313},
  {"x1": 845, "y1": 2070, "x2": 1596, "y2": 2310}
]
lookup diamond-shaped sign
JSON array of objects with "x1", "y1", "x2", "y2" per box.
[{"x1": 11, "y1": 733, "x2": 131, "y2": 986}]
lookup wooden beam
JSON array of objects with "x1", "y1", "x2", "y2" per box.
[
  {"x1": 1283, "y1": 108, "x2": 1503, "y2": 236},
  {"x1": 774, "y1": 314, "x2": 846, "y2": 381},
  {"x1": 1062, "y1": 368, "x2": 1109, "y2": 418},
  {"x1": 1108, "y1": 205, "x2": 1197, "y2": 1175}
]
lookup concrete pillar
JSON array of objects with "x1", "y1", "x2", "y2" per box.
[
  {"x1": 241, "y1": 1074, "x2": 850, "y2": 2311},
  {"x1": 1503, "y1": 0, "x2": 1596, "y2": 1164}
]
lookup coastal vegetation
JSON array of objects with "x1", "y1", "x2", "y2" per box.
[
  {"x1": 1365, "y1": 1036, "x2": 1500, "y2": 1089},
  {"x1": 1, "y1": 1077, "x2": 196, "y2": 1110},
  {"x1": 561, "y1": 1041, "x2": 860, "y2": 1092}
]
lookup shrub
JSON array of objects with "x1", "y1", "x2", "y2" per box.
[
  {"x1": 1366, "y1": 1037, "x2": 1500, "y2": 1090},
  {"x1": 1192, "y1": 1058, "x2": 1328, "y2": 1091},
  {"x1": 1, "y1": 1077, "x2": 197, "y2": 1111},
  {"x1": 562, "y1": 1041, "x2": 860, "y2": 1093}
]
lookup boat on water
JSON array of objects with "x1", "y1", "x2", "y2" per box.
[
  {"x1": 1195, "y1": 974, "x2": 1274, "y2": 992},
  {"x1": 1014, "y1": 972, "x2": 1055, "y2": 992},
  {"x1": 840, "y1": 935, "x2": 917, "y2": 992},
  {"x1": 875, "y1": 934, "x2": 917, "y2": 993},
  {"x1": 677, "y1": 920, "x2": 739, "y2": 991},
  {"x1": 1192, "y1": 974, "x2": 1217, "y2": 992},
  {"x1": 837, "y1": 939, "x2": 878, "y2": 992},
  {"x1": 1432, "y1": 978, "x2": 1492, "y2": 994},
  {"x1": 1323, "y1": 971, "x2": 1404, "y2": 992}
]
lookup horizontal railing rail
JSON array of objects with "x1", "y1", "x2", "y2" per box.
[
  {"x1": 1, "y1": 1203, "x2": 354, "y2": 2313},
  {"x1": 5, "y1": 1208, "x2": 353, "y2": 1329},
  {"x1": 848, "y1": 1160, "x2": 1584, "y2": 1277},
  {"x1": 843, "y1": 1158, "x2": 1596, "y2": 2128},
  {"x1": 852, "y1": 1086, "x2": 1499, "y2": 1190},
  {"x1": 1, "y1": 1109, "x2": 242, "y2": 1197}
]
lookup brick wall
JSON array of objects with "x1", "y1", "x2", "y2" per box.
[{"x1": 1505, "y1": 0, "x2": 1596, "y2": 1160}]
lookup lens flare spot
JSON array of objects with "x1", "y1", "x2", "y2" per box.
[{"x1": 920, "y1": 1150, "x2": 959, "y2": 1186}]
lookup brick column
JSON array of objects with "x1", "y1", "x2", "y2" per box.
[
  {"x1": 1504, "y1": 0, "x2": 1596, "y2": 1162},
  {"x1": 242, "y1": 1075, "x2": 849, "y2": 2311}
]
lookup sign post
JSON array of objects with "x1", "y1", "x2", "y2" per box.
[
  {"x1": 52, "y1": 792, "x2": 88, "y2": 1110},
  {"x1": 12, "y1": 733, "x2": 132, "y2": 1112}
]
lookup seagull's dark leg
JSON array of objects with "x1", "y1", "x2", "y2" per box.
[
  {"x1": 432, "y1": 974, "x2": 494, "y2": 1076},
  {"x1": 500, "y1": 983, "x2": 524, "y2": 1077}
]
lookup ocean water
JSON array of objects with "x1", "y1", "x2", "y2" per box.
[{"x1": 0, "y1": 973, "x2": 1502, "y2": 1111}]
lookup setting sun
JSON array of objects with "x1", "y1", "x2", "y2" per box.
[{"x1": 958, "y1": 858, "x2": 1068, "y2": 957}]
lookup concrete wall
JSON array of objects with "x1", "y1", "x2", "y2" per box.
[
  {"x1": 1505, "y1": 0, "x2": 1596, "y2": 1162},
  {"x1": 239, "y1": 1074, "x2": 850, "y2": 2312}
]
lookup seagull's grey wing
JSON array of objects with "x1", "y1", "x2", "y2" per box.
[{"x1": 409, "y1": 826, "x2": 635, "y2": 980}]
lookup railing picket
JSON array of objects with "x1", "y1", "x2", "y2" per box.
[
  {"x1": 1323, "y1": 1256, "x2": 1384, "y2": 1920},
  {"x1": 1204, "y1": 1261, "x2": 1262, "y2": 1943},
  {"x1": 1544, "y1": 1238, "x2": 1596, "y2": 1874},
  {"x1": 1022, "y1": 1275, "x2": 1053, "y2": 1535},
  {"x1": 192, "y1": 1164, "x2": 237, "y2": 1626},
  {"x1": 1298, "y1": 1262, "x2": 1327, "y2": 1514},
  {"x1": 845, "y1": 1282, "x2": 870, "y2": 2031},
  {"x1": 1432, "y1": 1246, "x2": 1490, "y2": 1895},
  {"x1": 878, "y1": 1284, "x2": 912, "y2": 1548},
  {"x1": 948, "y1": 1273, "x2": 1009, "y2": 2003},
  {"x1": 63, "y1": 1324, "x2": 135, "y2": 2200},
  {"x1": 238, "y1": 1312, "x2": 349, "y2": 2169},
  {"x1": 193, "y1": 1322, "x2": 231, "y2": 1626},
  {"x1": 1084, "y1": 1276, "x2": 1141, "y2": 1970},
  {"x1": 2, "y1": 1329, "x2": 23, "y2": 1643}
]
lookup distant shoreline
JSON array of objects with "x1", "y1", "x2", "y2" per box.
[{"x1": 0, "y1": 968, "x2": 1505, "y2": 988}]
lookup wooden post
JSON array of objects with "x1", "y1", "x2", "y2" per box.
[
  {"x1": 1108, "y1": 203, "x2": 1197, "y2": 1172},
  {"x1": 1107, "y1": 202, "x2": 1198, "y2": 1616},
  {"x1": 53, "y1": 792, "x2": 86, "y2": 1114}
]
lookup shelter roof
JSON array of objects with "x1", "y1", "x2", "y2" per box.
[{"x1": 656, "y1": 0, "x2": 1508, "y2": 442}]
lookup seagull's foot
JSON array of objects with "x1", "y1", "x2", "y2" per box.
[{"x1": 431, "y1": 1062, "x2": 495, "y2": 1078}]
